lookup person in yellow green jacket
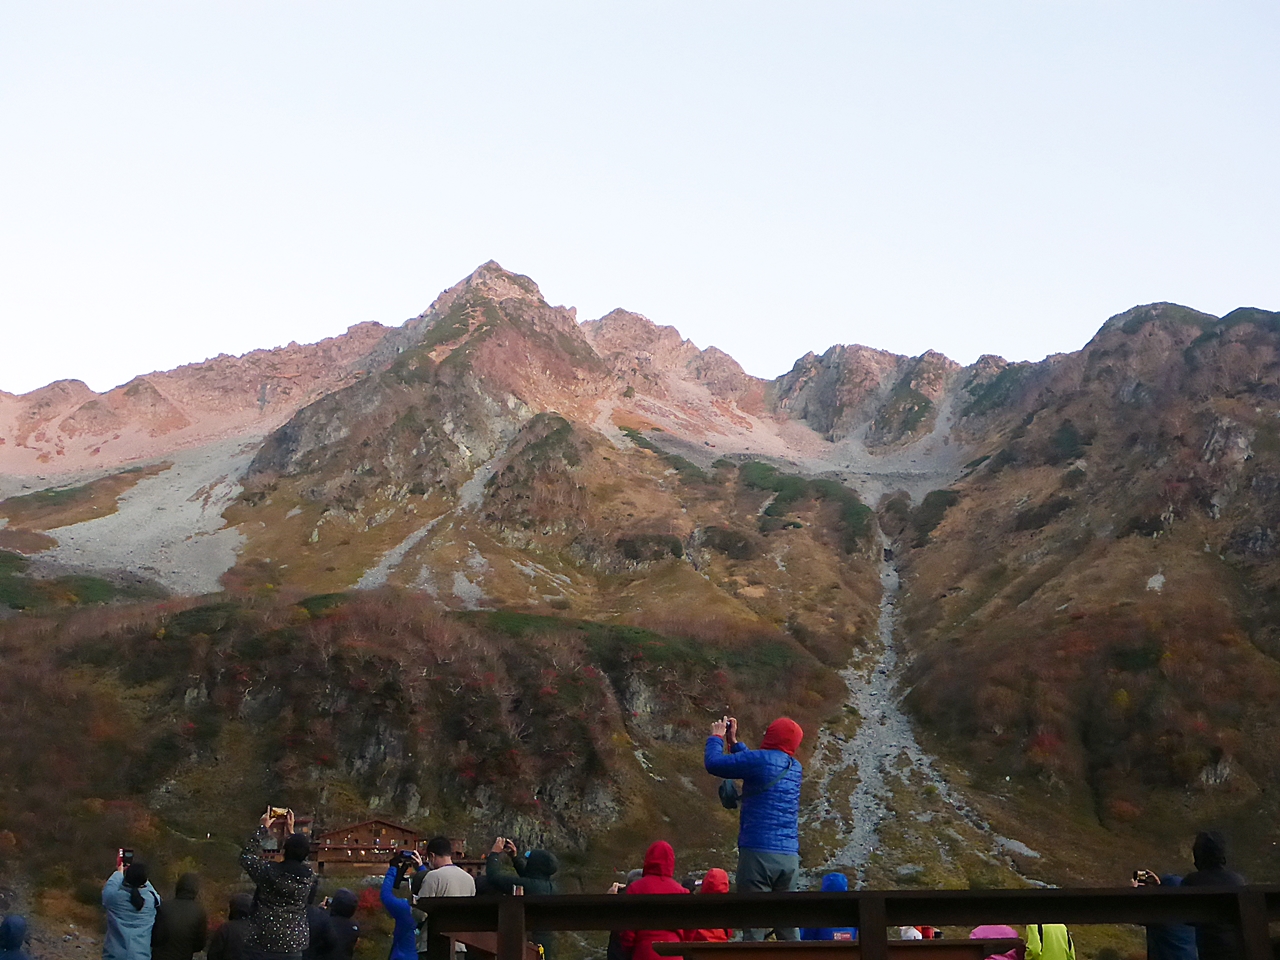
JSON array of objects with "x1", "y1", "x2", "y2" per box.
[{"x1": 1026, "y1": 924, "x2": 1075, "y2": 960}]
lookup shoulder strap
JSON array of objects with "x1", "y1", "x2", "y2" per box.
[{"x1": 744, "y1": 756, "x2": 795, "y2": 798}]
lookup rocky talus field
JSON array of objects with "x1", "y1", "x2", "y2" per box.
[{"x1": 2, "y1": 266, "x2": 1279, "y2": 954}]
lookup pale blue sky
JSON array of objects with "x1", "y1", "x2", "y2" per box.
[{"x1": 2, "y1": 2, "x2": 1278, "y2": 394}]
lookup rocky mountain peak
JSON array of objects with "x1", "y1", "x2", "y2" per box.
[
  {"x1": 1097, "y1": 301, "x2": 1219, "y2": 339},
  {"x1": 582, "y1": 309, "x2": 703, "y2": 368},
  {"x1": 421, "y1": 260, "x2": 545, "y2": 321}
]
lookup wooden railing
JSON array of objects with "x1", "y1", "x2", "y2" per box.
[{"x1": 420, "y1": 886, "x2": 1280, "y2": 960}]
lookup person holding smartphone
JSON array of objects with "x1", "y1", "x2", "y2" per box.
[
  {"x1": 485, "y1": 838, "x2": 559, "y2": 958},
  {"x1": 704, "y1": 713, "x2": 805, "y2": 940},
  {"x1": 1130, "y1": 870, "x2": 1195, "y2": 960},
  {"x1": 241, "y1": 807, "x2": 313, "y2": 960},
  {"x1": 381, "y1": 850, "x2": 425, "y2": 960},
  {"x1": 103, "y1": 853, "x2": 160, "y2": 960}
]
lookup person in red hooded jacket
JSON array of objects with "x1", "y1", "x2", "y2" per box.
[
  {"x1": 684, "y1": 869, "x2": 732, "y2": 943},
  {"x1": 617, "y1": 842, "x2": 689, "y2": 960}
]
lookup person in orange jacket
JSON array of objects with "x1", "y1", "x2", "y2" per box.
[
  {"x1": 617, "y1": 842, "x2": 689, "y2": 960},
  {"x1": 684, "y1": 869, "x2": 732, "y2": 942}
]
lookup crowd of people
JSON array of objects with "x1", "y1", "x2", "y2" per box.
[{"x1": 0, "y1": 715, "x2": 1258, "y2": 960}]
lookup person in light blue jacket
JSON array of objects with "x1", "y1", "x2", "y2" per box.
[{"x1": 103, "y1": 862, "x2": 161, "y2": 960}]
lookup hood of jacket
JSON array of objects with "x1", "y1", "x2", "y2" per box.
[
  {"x1": 760, "y1": 718, "x2": 803, "y2": 756},
  {"x1": 642, "y1": 841, "x2": 676, "y2": 878},
  {"x1": 229, "y1": 893, "x2": 255, "y2": 921},
  {"x1": 819, "y1": 873, "x2": 849, "y2": 893},
  {"x1": 329, "y1": 888, "x2": 358, "y2": 919},
  {"x1": 0, "y1": 916, "x2": 26, "y2": 951},
  {"x1": 1193, "y1": 831, "x2": 1228, "y2": 871},
  {"x1": 970, "y1": 925, "x2": 1019, "y2": 940},
  {"x1": 175, "y1": 873, "x2": 200, "y2": 900},
  {"x1": 699, "y1": 869, "x2": 729, "y2": 894},
  {"x1": 523, "y1": 850, "x2": 559, "y2": 880}
]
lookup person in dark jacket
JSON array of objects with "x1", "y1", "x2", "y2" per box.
[
  {"x1": 486, "y1": 839, "x2": 560, "y2": 958},
  {"x1": 104, "y1": 862, "x2": 161, "y2": 960},
  {"x1": 605, "y1": 870, "x2": 645, "y2": 960},
  {"x1": 207, "y1": 895, "x2": 254, "y2": 960},
  {"x1": 0, "y1": 916, "x2": 30, "y2": 960},
  {"x1": 1130, "y1": 873, "x2": 1196, "y2": 960},
  {"x1": 704, "y1": 715, "x2": 804, "y2": 940},
  {"x1": 617, "y1": 842, "x2": 689, "y2": 960},
  {"x1": 302, "y1": 880, "x2": 337, "y2": 960},
  {"x1": 1181, "y1": 831, "x2": 1246, "y2": 960},
  {"x1": 325, "y1": 891, "x2": 359, "y2": 960},
  {"x1": 152, "y1": 874, "x2": 208, "y2": 960},
  {"x1": 241, "y1": 808, "x2": 314, "y2": 960},
  {"x1": 801, "y1": 873, "x2": 858, "y2": 941}
]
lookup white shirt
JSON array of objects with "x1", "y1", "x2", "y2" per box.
[{"x1": 417, "y1": 863, "x2": 476, "y2": 899}]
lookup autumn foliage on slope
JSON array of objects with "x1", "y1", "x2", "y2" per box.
[{"x1": 0, "y1": 589, "x2": 841, "y2": 888}]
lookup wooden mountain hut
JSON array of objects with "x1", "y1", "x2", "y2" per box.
[{"x1": 314, "y1": 819, "x2": 423, "y2": 874}]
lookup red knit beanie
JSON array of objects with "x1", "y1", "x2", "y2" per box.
[{"x1": 760, "y1": 717, "x2": 803, "y2": 755}]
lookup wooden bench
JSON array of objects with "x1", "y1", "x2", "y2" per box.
[
  {"x1": 451, "y1": 931, "x2": 542, "y2": 960},
  {"x1": 654, "y1": 939, "x2": 1023, "y2": 960}
]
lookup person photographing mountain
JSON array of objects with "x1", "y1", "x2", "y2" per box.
[
  {"x1": 704, "y1": 714, "x2": 804, "y2": 940},
  {"x1": 241, "y1": 807, "x2": 314, "y2": 960}
]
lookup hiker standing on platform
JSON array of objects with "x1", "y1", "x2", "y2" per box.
[{"x1": 704, "y1": 714, "x2": 804, "y2": 941}]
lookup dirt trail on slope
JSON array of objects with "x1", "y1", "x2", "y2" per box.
[{"x1": 801, "y1": 530, "x2": 1041, "y2": 886}]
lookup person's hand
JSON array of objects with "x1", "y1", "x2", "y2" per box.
[
  {"x1": 491, "y1": 837, "x2": 507, "y2": 854},
  {"x1": 726, "y1": 717, "x2": 738, "y2": 745},
  {"x1": 503, "y1": 839, "x2": 518, "y2": 857},
  {"x1": 711, "y1": 718, "x2": 728, "y2": 738},
  {"x1": 407, "y1": 851, "x2": 424, "y2": 869},
  {"x1": 260, "y1": 806, "x2": 275, "y2": 830},
  {"x1": 285, "y1": 809, "x2": 295, "y2": 834},
  {"x1": 608, "y1": 882, "x2": 623, "y2": 894}
]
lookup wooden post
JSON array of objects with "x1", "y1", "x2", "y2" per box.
[
  {"x1": 498, "y1": 897, "x2": 527, "y2": 960},
  {"x1": 1236, "y1": 890, "x2": 1271, "y2": 960},
  {"x1": 860, "y1": 894, "x2": 889, "y2": 960},
  {"x1": 424, "y1": 918, "x2": 451, "y2": 960}
]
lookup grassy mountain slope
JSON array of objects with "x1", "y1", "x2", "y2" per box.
[{"x1": 890, "y1": 304, "x2": 1280, "y2": 880}]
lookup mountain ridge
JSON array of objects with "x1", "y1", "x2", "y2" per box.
[{"x1": 4, "y1": 262, "x2": 1280, "y2": 910}]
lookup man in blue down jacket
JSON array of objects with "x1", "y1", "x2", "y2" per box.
[{"x1": 705, "y1": 714, "x2": 804, "y2": 940}]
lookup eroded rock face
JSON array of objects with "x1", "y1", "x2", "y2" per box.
[
  {"x1": 773, "y1": 343, "x2": 907, "y2": 439},
  {"x1": 582, "y1": 309, "x2": 765, "y2": 409}
]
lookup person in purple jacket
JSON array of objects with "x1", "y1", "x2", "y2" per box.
[{"x1": 705, "y1": 714, "x2": 804, "y2": 940}]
